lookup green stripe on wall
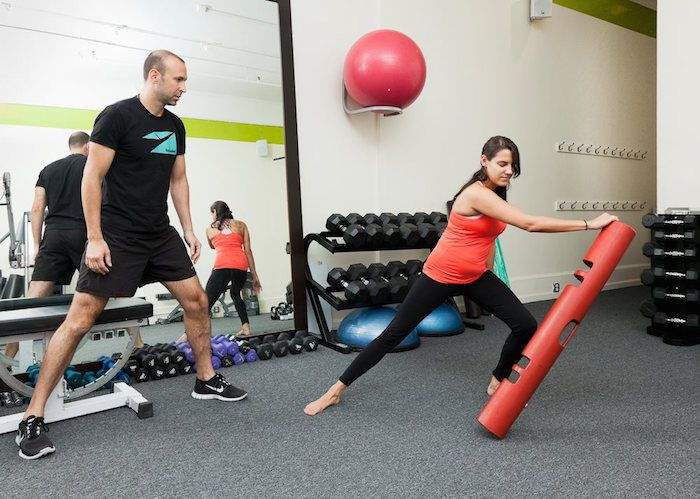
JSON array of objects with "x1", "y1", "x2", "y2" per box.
[
  {"x1": 554, "y1": 0, "x2": 656, "y2": 38},
  {"x1": 0, "y1": 103, "x2": 285, "y2": 144}
]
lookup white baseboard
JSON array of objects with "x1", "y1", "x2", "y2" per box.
[{"x1": 510, "y1": 263, "x2": 645, "y2": 303}]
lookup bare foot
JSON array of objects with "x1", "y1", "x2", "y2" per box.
[
  {"x1": 235, "y1": 325, "x2": 252, "y2": 339},
  {"x1": 487, "y1": 375, "x2": 500, "y2": 396},
  {"x1": 134, "y1": 332, "x2": 145, "y2": 349},
  {"x1": 304, "y1": 392, "x2": 341, "y2": 416},
  {"x1": 304, "y1": 382, "x2": 347, "y2": 416}
]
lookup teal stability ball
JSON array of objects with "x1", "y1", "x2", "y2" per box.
[
  {"x1": 416, "y1": 302, "x2": 465, "y2": 336},
  {"x1": 337, "y1": 306, "x2": 420, "y2": 352}
]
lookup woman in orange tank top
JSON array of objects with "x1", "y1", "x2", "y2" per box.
[
  {"x1": 305, "y1": 136, "x2": 618, "y2": 417},
  {"x1": 204, "y1": 201, "x2": 261, "y2": 338}
]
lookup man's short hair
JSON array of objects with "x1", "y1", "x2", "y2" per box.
[
  {"x1": 143, "y1": 50, "x2": 185, "y2": 81},
  {"x1": 68, "y1": 131, "x2": 90, "y2": 149}
]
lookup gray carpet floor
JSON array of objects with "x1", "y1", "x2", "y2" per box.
[{"x1": 1, "y1": 286, "x2": 697, "y2": 497}]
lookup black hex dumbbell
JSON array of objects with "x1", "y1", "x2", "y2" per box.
[
  {"x1": 302, "y1": 336, "x2": 319, "y2": 351},
  {"x1": 177, "y1": 361, "x2": 193, "y2": 376},
  {"x1": 377, "y1": 213, "x2": 403, "y2": 247},
  {"x1": 134, "y1": 348, "x2": 156, "y2": 369},
  {"x1": 133, "y1": 368, "x2": 150, "y2": 383},
  {"x1": 641, "y1": 266, "x2": 699, "y2": 285},
  {"x1": 146, "y1": 345, "x2": 171, "y2": 367},
  {"x1": 388, "y1": 213, "x2": 421, "y2": 246},
  {"x1": 326, "y1": 214, "x2": 367, "y2": 248},
  {"x1": 163, "y1": 344, "x2": 185, "y2": 365},
  {"x1": 346, "y1": 264, "x2": 391, "y2": 304},
  {"x1": 272, "y1": 340, "x2": 289, "y2": 357},
  {"x1": 366, "y1": 263, "x2": 409, "y2": 301},
  {"x1": 346, "y1": 213, "x2": 384, "y2": 248},
  {"x1": 653, "y1": 229, "x2": 700, "y2": 243},
  {"x1": 435, "y1": 221, "x2": 447, "y2": 235},
  {"x1": 642, "y1": 213, "x2": 698, "y2": 229},
  {"x1": 288, "y1": 337, "x2": 304, "y2": 355},
  {"x1": 123, "y1": 357, "x2": 140, "y2": 376},
  {"x1": 385, "y1": 260, "x2": 423, "y2": 288},
  {"x1": 414, "y1": 211, "x2": 447, "y2": 226},
  {"x1": 643, "y1": 242, "x2": 696, "y2": 259},
  {"x1": 641, "y1": 301, "x2": 700, "y2": 327},
  {"x1": 415, "y1": 222, "x2": 439, "y2": 246},
  {"x1": 149, "y1": 366, "x2": 166, "y2": 381},
  {"x1": 652, "y1": 287, "x2": 700, "y2": 302},
  {"x1": 327, "y1": 268, "x2": 368, "y2": 303},
  {"x1": 254, "y1": 343, "x2": 274, "y2": 360}
]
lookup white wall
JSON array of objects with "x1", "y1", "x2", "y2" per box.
[
  {"x1": 292, "y1": 0, "x2": 656, "y2": 327},
  {"x1": 657, "y1": 0, "x2": 700, "y2": 211},
  {"x1": 291, "y1": 0, "x2": 382, "y2": 331},
  {"x1": 0, "y1": 0, "x2": 293, "y2": 311}
]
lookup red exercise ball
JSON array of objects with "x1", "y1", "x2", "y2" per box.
[{"x1": 343, "y1": 29, "x2": 426, "y2": 109}]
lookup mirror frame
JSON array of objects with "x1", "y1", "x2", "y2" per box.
[{"x1": 269, "y1": 0, "x2": 306, "y2": 331}]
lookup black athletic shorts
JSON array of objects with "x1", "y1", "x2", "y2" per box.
[
  {"x1": 76, "y1": 226, "x2": 196, "y2": 297},
  {"x1": 32, "y1": 228, "x2": 87, "y2": 285}
]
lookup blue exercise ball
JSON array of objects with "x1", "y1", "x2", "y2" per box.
[
  {"x1": 337, "y1": 306, "x2": 420, "y2": 352},
  {"x1": 416, "y1": 303, "x2": 465, "y2": 336}
]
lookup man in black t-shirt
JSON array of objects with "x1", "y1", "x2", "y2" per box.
[
  {"x1": 3, "y1": 131, "x2": 89, "y2": 361},
  {"x1": 16, "y1": 50, "x2": 247, "y2": 461}
]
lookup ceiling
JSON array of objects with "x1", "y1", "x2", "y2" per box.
[{"x1": 0, "y1": 0, "x2": 283, "y2": 101}]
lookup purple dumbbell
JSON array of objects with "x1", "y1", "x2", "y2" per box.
[
  {"x1": 232, "y1": 352, "x2": 245, "y2": 365},
  {"x1": 244, "y1": 349, "x2": 258, "y2": 363},
  {"x1": 211, "y1": 355, "x2": 222, "y2": 370},
  {"x1": 211, "y1": 342, "x2": 227, "y2": 358},
  {"x1": 184, "y1": 348, "x2": 195, "y2": 365},
  {"x1": 223, "y1": 340, "x2": 239, "y2": 357}
]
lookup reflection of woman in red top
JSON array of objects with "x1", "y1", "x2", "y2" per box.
[
  {"x1": 305, "y1": 136, "x2": 618, "y2": 416},
  {"x1": 205, "y1": 201, "x2": 261, "y2": 338}
]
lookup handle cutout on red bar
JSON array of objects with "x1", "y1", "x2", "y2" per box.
[
  {"x1": 517, "y1": 355, "x2": 530, "y2": 369},
  {"x1": 583, "y1": 258, "x2": 593, "y2": 269},
  {"x1": 558, "y1": 320, "x2": 579, "y2": 347},
  {"x1": 507, "y1": 369, "x2": 520, "y2": 383}
]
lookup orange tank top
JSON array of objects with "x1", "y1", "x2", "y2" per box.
[
  {"x1": 422, "y1": 211, "x2": 506, "y2": 285},
  {"x1": 211, "y1": 231, "x2": 249, "y2": 271}
]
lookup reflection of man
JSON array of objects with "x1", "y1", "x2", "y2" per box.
[
  {"x1": 3, "y1": 131, "x2": 90, "y2": 361},
  {"x1": 16, "y1": 50, "x2": 247, "y2": 461}
]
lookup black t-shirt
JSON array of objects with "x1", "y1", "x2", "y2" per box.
[
  {"x1": 90, "y1": 96, "x2": 186, "y2": 235},
  {"x1": 35, "y1": 153, "x2": 87, "y2": 230}
]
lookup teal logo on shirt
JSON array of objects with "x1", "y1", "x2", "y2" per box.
[{"x1": 143, "y1": 131, "x2": 177, "y2": 155}]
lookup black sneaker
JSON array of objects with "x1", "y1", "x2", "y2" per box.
[
  {"x1": 191, "y1": 373, "x2": 247, "y2": 401},
  {"x1": 16, "y1": 416, "x2": 55, "y2": 460}
]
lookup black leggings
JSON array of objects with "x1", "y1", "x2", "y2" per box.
[
  {"x1": 339, "y1": 271, "x2": 538, "y2": 386},
  {"x1": 205, "y1": 268, "x2": 249, "y2": 325}
]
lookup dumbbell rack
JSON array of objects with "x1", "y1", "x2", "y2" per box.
[
  {"x1": 641, "y1": 211, "x2": 699, "y2": 346},
  {"x1": 304, "y1": 232, "x2": 484, "y2": 353}
]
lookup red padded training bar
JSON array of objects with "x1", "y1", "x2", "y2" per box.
[{"x1": 477, "y1": 221, "x2": 636, "y2": 438}]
